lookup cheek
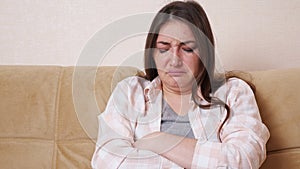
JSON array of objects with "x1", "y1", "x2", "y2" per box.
[
  {"x1": 154, "y1": 55, "x2": 168, "y2": 70},
  {"x1": 183, "y1": 56, "x2": 200, "y2": 74}
]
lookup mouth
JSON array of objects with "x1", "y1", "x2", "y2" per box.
[{"x1": 167, "y1": 70, "x2": 186, "y2": 77}]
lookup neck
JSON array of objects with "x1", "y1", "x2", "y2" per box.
[
  {"x1": 162, "y1": 85, "x2": 192, "y2": 96},
  {"x1": 162, "y1": 85, "x2": 192, "y2": 103},
  {"x1": 162, "y1": 85, "x2": 193, "y2": 116}
]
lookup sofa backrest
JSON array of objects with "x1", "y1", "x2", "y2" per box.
[
  {"x1": 0, "y1": 66, "x2": 299, "y2": 169},
  {"x1": 0, "y1": 66, "x2": 142, "y2": 169},
  {"x1": 238, "y1": 68, "x2": 300, "y2": 168}
]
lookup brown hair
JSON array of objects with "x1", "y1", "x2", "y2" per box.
[{"x1": 144, "y1": 1, "x2": 231, "y2": 141}]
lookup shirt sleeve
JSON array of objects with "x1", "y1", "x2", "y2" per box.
[
  {"x1": 91, "y1": 77, "x2": 163, "y2": 169},
  {"x1": 191, "y1": 78, "x2": 270, "y2": 169}
]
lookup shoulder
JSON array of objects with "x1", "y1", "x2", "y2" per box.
[
  {"x1": 116, "y1": 76, "x2": 151, "y2": 89},
  {"x1": 215, "y1": 77, "x2": 255, "y2": 102},
  {"x1": 108, "y1": 76, "x2": 150, "y2": 112},
  {"x1": 226, "y1": 77, "x2": 253, "y2": 91},
  {"x1": 112, "y1": 76, "x2": 152, "y2": 101}
]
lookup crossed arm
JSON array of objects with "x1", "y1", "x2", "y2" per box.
[{"x1": 133, "y1": 131, "x2": 197, "y2": 169}]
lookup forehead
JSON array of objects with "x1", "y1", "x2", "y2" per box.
[{"x1": 157, "y1": 20, "x2": 195, "y2": 42}]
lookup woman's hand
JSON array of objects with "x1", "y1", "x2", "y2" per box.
[{"x1": 133, "y1": 131, "x2": 168, "y2": 153}]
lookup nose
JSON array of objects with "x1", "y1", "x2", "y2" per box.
[{"x1": 170, "y1": 47, "x2": 182, "y2": 67}]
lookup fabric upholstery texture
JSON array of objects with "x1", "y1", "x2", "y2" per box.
[
  {"x1": 241, "y1": 69, "x2": 300, "y2": 168},
  {"x1": 0, "y1": 65, "x2": 299, "y2": 169}
]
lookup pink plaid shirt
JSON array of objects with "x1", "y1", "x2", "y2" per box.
[{"x1": 91, "y1": 76, "x2": 270, "y2": 169}]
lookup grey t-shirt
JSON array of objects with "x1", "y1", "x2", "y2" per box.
[{"x1": 160, "y1": 98, "x2": 195, "y2": 138}]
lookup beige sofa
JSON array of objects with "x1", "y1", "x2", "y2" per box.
[{"x1": 0, "y1": 66, "x2": 299, "y2": 169}]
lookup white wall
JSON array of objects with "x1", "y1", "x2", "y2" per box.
[{"x1": 1, "y1": 0, "x2": 299, "y2": 71}]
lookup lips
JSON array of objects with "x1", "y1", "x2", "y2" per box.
[{"x1": 167, "y1": 70, "x2": 186, "y2": 76}]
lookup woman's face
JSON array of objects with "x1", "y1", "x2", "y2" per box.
[{"x1": 154, "y1": 20, "x2": 201, "y2": 92}]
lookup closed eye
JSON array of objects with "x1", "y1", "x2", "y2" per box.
[
  {"x1": 181, "y1": 41, "x2": 196, "y2": 53},
  {"x1": 182, "y1": 47, "x2": 194, "y2": 53},
  {"x1": 158, "y1": 48, "x2": 169, "y2": 53}
]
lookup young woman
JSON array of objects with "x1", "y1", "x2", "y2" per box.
[{"x1": 91, "y1": 1, "x2": 270, "y2": 168}]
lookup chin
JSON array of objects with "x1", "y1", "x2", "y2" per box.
[{"x1": 167, "y1": 77, "x2": 192, "y2": 88}]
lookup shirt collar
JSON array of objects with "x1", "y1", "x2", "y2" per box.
[{"x1": 143, "y1": 76, "x2": 162, "y2": 103}]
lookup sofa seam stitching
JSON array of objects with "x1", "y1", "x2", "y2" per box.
[{"x1": 51, "y1": 66, "x2": 63, "y2": 169}]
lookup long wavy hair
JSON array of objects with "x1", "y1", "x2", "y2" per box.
[{"x1": 144, "y1": 1, "x2": 232, "y2": 140}]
